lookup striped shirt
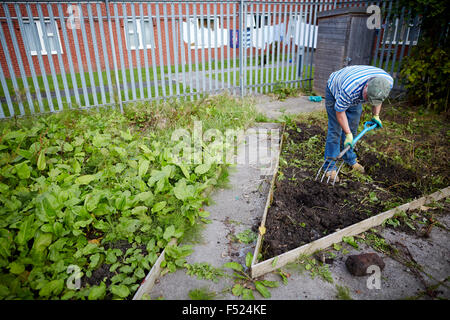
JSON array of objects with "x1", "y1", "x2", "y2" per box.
[{"x1": 327, "y1": 65, "x2": 393, "y2": 112}]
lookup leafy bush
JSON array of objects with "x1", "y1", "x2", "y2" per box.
[{"x1": 400, "y1": 43, "x2": 449, "y2": 112}]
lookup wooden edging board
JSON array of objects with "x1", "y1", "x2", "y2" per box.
[
  {"x1": 250, "y1": 124, "x2": 285, "y2": 268},
  {"x1": 250, "y1": 185, "x2": 450, "y2": 278}
]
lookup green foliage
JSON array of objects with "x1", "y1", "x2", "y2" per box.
[
  {"x1": 223, "y1": 261, "x2": 280, "y2": 300},
  {"x1": 400, "y1": 44, "x2": 449, "y2": 112},
  {"x1": 188, "y1": 287, "x2": 217, "y2": 300},
  {"x1": 185, "y1": 262, "x2": 226, "y2": 283},
  {"x1": 335, "y1": 284, "x2": 352, "y2": 300},
  {"x1": 342, "y1": 236, "x2": 359, "y2": 249},
  {"x1": 271, "y1": 82, "x2": 300, "y2": 101},
  {"x1": 0, "y1": 94, "x2": 256, "y2": 300},
  {"x1": 233, "y1": 229, "x2": 257, "y2": 244}
]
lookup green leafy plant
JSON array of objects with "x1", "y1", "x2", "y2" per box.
[
  {"x1": 185, "y1": 262, "x2": 226, "y2": 283},
  {"x1": 233, "y1": 229, "x2": 258, "y2": 244},
  {"x1": 0, "y1": 93, "x2": 256, "y2": 300},
  {"x1": 223, "y1": 261, "x2": 279, "y2": 300}
]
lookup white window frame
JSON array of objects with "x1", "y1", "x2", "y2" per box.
[
  {"x1": 247, "y1": 14, "x2": 270, "y2": 29},
  {"x1": 189, "y1": 17, "x2": 220, "y2": 49},
  {"x1": 25, "y1": 19, "x2": 63, "y2": 56},
  {"x1": 124, "y1": 18, "x2": 153, "y2": 50}
]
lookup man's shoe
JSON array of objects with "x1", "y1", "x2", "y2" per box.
[
  {"x1": 325, "y1": 170, "x2": 340, "y2": 182},
  {"x1": 352, "y1": 162, "x2": 365, "y2": 173}
]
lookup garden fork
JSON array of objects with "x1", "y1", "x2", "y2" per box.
[{"x1": 315, "y1": 121, "x2": 378, "y2": 185}]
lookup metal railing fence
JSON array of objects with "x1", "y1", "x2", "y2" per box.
[{"x1": 0, "y1": 0, "x2": 421, "y2": 119}]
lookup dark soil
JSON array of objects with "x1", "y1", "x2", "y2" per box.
[
  {"x1": 262, "y1": 122, "x2": 427, "y2": 259},
  {"x1": 358, "y1": 150, "x2": 422, "y2": 199}
]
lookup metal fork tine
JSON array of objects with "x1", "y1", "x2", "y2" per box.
[
  {"x1": 332, "y1": 159, "x2": 345, "y2": 186},
  {"x1": 315, "y1": 159, "x2": 326, "y2": 181},
  {"x1": 320, "y1": 159, "x2": 334, "y2": 182}
]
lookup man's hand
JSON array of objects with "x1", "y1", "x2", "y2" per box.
[
  {"x1": 371, "y1": 115, "x2": 383, "y2": 129},
  {"x1": 344, "y1": 132, "x2": 354, "y2": 148}
]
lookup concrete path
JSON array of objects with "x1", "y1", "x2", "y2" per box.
[{"x1": 252, "y1": 94, "x2": 325, "y2": 119}]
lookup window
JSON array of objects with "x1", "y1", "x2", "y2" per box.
[
  {"x1": 189, "y1": 17, "x2": 221, "y2": 48},
  {"x1": 247, "y1": 14, "x2": 269, "y2": 29},
  {"x1": 197, "y1": 18, "x2": 217, "y2": 31},
  {"x1": 22, "y1": 19, "x2": 62, "y2": 55},
  {"x1": 124, "y1": 19, "x2": 154, "y2": 50}
]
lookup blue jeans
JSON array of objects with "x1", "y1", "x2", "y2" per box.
[{"x1": 323, "y1": 85, "x2": 362, "y2": 171}]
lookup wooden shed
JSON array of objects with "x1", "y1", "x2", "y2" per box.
[{"x1": 313, "y1": 7, "x2": 376, "y2": 96}]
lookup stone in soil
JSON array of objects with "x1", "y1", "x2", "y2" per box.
[{"x1": 345, "y1": 252, "x2": 386, "y2": 276}]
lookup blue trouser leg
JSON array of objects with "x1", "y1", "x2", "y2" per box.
[
  {"x1": 323, "y1": 86, "x2": 363, "y2": 171},
  {"x1": 340, "y1": 103, "x2": 362, "y2": 166}
]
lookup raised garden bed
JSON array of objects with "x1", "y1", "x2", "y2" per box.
[{"x1": 250, "y1": 105, "x2": 450, "y2": 277}]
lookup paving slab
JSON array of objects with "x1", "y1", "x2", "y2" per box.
[{"x1": 252, "y1": 94, "x2": 325, "y2": 119}]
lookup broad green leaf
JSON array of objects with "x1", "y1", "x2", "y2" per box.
[
  {"x1": 9, "y1": 261, "x2": 25, "y2": 275},
  {"x1": 88, "y1": 282, "x2": 106, "y2": 300},
  {"x1": 106, "y1": 250, "x2": 118, "y2": 264},
  {"x1": 84, "y1": 193, "x2": 101, "y2": 212},
  {"x1": 120, "y1": 130, "x2": 133, "y2": 141},
  {"x1": 245, "y1": 252, "x2": 253, "y2": 268},
  {"x1": 195, "y1": 163, "x2": 211, "y2": 175},
  {"x1": 15, "y1": 162, "x2": 30, "y2": 179},
  {"x1": 131, "y1": 206, "x2": 148, "y2": 216},
  {"x1": 134, "y1": 191, "x2": 154, "y2": 205},
  {"x1": 114, "y1": 147, "x2": 127, "y2": 158},
  {"x1": 75, "y1": 175, "x2": 96, "y2": 185},
  {"x1": 115, "y1": 195, "x2": 127, "y2": 211},
  {"x1": 232, "y1": 284, "x2": 244, "y2": 296},
  {"x1": 39, "y1": 279, "x2": 64, "y2": 297},
  {"x1": 89, "y1": 253, "x2": 102, "y2": 269},
  {"x1": 72, "y1": 159, "x2": 81, "y2": 174},
  {"x1": 173, "y1": 180, "x2": 188, "y2": 201},
  {"x1": 254, "y1": 281, "x2": 271, "y2": 298},
  {"x1": 178, "y1": 164, "x2": 190, "y2": 179},
  {"x1": 92, "y1": 133, "x2": 109, "y2": 148},
  {"x1": 138, "y1": 160, "x2": 150, "y2": 177},
  {"x1": 223, "y1": 262, "x2": 243, "y2": 272},
  {"x1": 148, "y1": 170, "x2": 167, "y2": 187},
  {"x1": 63, "y1": 143, "x2": 73, "y2": 152},
  {"x1": 163, "y1": 225, "x2": 175, "y2": 241},
  {"x1": 110, "y1": 284, "x2": 130, "y2": 298},
  {"x1": 32, "y1": 233, "x2": 52, "y2": 254},
  {"x1": 0, "y1": 284, "x2": 9, "y2": 297},
  {"x1": 0, "y1": 238, "x2": 11, "y2": 259},
  {"x1": 259, "y1": 280, "x2": 279, "y2": 288},
  {"x1": 151, "y1": 201, "x2": 166, "y2": 213},
  {"x1": 16, "y1": 149, "x2": 32, "y2": 159},
  {"x1": 16, "y1": 215, "x2": 35, "y2": 246},
  {"x1": 37, "y1": 151, "x2": 46, "y2": 171},
  {"x1": 242, "y1": 289, "x2": 255, "y2": 300}
]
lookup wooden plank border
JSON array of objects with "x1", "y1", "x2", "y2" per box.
[
  {"x1": 133, "y1": 238, "x2": 177, "y2": 300},
  {"x1": 251, "y1": 123, "x2": 286, "y2": 268},
  {"x1": 250, "y1": 185, "x2": 450, "y2": 278}
]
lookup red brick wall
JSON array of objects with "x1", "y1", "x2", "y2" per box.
[{"x1": 0, "y1": 2, "x2": 239, "y2": 79}]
